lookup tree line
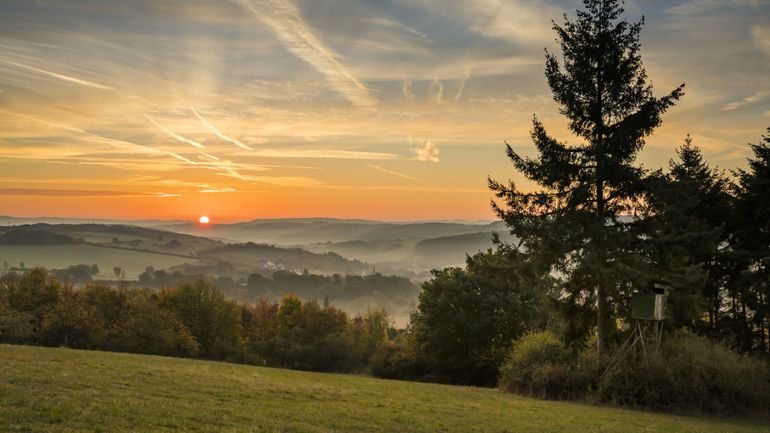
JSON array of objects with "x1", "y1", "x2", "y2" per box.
[
  {"x1": 372, "y1": 0, "x2": 770, "y2": 417},
  {"x1": 0, "y1": 268, "x2": 393, "y2": 373}
]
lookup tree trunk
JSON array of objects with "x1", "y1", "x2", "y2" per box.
[{"x1": 597, "y1": 282, "x2": 608, "y2": 361}]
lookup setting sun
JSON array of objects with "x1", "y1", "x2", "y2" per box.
[{"x1": 199, "y1": 216, "x2": 210, "y2": 224}]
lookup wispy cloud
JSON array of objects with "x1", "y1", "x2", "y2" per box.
[
  {"x1": 367, "y1": 164, "x2": 420, "y2": 182},
  {"x1": 200, "y1": 152, "x2": 220, "y2": 161},
  {"x1": 0, "y1": 57, "x2": 113, "y2": 90},
  {"x1": 199, "y1": 186, "x2": 236, "y2": 193},
  {"x1": 753, "y1": 25, "x2": 770, "y2": 58},
  {"x1": 191, "y1": 107, "x2": 253, "y2": 151},
  {"x1": 0, "y1": 188, "x2": 174, "y2": 197},
  {"x1": 241, "y1": 148, "x2": 398, "y2": 160},
  {"x1": 144, "y1": 114, "x2": 204, "y2": 149},
  {"x1": 234, "y1": 0, "x2": 376, "y2": 106},
  {"x1": 455, "y1": 69, "x2": 471, "y2": 101},
  {"x1": 723, "y1": 90, "x2": 770, "y2": 110},
  {"x1": 429, "y1": 78, "x2": 444, "y2": 103},
  {"x1": 402, "y1": 75, "x2": 414, "y2": 101}
]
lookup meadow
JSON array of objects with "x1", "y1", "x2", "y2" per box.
[
  {"x1": 0, "y1": 245, "x2": 190, "y2": 279},
  {"x1": 1, "y1": 344, "x2": 768, "y2": 433}
]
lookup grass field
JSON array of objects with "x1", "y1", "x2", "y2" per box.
[
  {"x1": 1, "y1": 345, "x2": 768, "y2": 433},
  {"x1": 0, "y1": 245, "x2": 192, "y2": 279}
]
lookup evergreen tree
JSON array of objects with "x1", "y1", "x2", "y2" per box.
[
  {"x1": 489, "y1": 0, "x2": 684, "y2": 360},
  {"x1": 643, "y1": 136, "x2": 731, "y2": 331},
  {"x1": 732, "y1": 128, "x2": 770, "y2": 353}
]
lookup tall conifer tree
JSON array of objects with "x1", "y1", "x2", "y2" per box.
[{"x1": 489, "y1": 0, "x2": 684, "y2": 360}]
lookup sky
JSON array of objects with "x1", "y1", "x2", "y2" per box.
[{"x1": 0, "y1": 0, "x2": 768, "y2": 222}]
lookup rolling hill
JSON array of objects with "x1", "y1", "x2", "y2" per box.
[{"x1": 1, "y1": 345, "x2": 767, "y2": 433}]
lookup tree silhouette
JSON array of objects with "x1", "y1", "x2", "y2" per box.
[{"x1": 490, "y1": 0, "x2": 684, "y2": 360}]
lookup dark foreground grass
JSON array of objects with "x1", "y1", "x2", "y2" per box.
[{"x1": 1, "y1": 345, "x2": 768, "y2": 433}]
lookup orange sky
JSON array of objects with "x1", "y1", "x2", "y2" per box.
[{"x1": 1, "y1": 0, "x2": 768, "y2": 222}]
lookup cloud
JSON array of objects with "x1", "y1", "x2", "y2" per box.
[
  {"x1": 143, "y1": 114, "x2": 204, "y2": 149},
  {"x1": 200, "y1": 152, "x2": 220, "y2": 161},
  {"x1": 723, "y1": 90, "x2": 770, "y2": 110},
  {"x1": 429, "y1": 78, "x2": 444, "y2": 103},
  {"x1": 402, "y1": 76, "x2": 414, "y2": 101},
  {"x1": 753, "y1": 25, "x2": 770, "y2": 58},
  {"x1": 0, "y1": 57, "x2": 113, "y2": 90},
  {"x1": 665, "y1": 0, "x2": 766, "y2": 16},
  {"x1": 240, "y1": 148, "x2": 398, "y2": 160},
  {"x1": 199, "y1": 187, "x2": 236, "y2": 193},
  {"x1": 191, "y1": 107, "x2": 253, "y2": 151},
  {"x1": 0, "y1": 188, "x2": 172, "y2": 197},
  {"x1": 234, "y1": 0, "x2": 376, "y2": 106},
  {"x1": 414, "y1": 140, "x2": 440, "y2": 163},
  {"x1": 367, "y1": 164, "x2": 420, "y2": 182},
  {"x1": 455, "y1": 69, "x2": 471, "y2": 101}
]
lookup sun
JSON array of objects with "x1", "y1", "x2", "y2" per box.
[{"x1": 198, "y1": 215, "x2": 210, "y2": 224}]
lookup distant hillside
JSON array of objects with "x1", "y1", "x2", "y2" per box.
[
  {"x1": 160, "y1": 219, "x2": 505, "y2": 245},
  {"x1": 0, "y1": 229, "x2": 80, "y2": 245},
  {"x1": 412, "y1": 231, "x2": 514, "y2": 268},
  {"x1": 197, "y1": 242, "x2": 368, "y2": 275}
]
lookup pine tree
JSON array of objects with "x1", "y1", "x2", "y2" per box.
[
  {"x1": 489, "y1": 0, "x2": 684, "y2": 360},
  {"x1": 732, "y1": 128, "x2": 770, "y2": 353},
  {"x1": 643, "y1": 136, "x2": 731, "y2": 331}
]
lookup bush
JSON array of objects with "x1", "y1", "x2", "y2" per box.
[
  {"x1": 499, "y1": 331, "x2": 592, "y2": 400},
  {"x1": 599, "y1": 331, "x2": 770, "y2": 417},
  {"x1": 369, "y1": 341, "x2": 428, "y2": 381}
]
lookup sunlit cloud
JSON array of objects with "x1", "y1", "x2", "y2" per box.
[
  {"x1": 200, "y1": 152, "x2": 220, "y2": 161},
  {"x1": 191, "y1": 107, "x2": 253, "y2": 151},
  {"x1": 144, "y1": 114, "x2": 204, "y2": 149},
  {"x1": 199, "y1": 187, "x2": 236, "y2": 193},
  {"x1": 367, "y1": 164, "x2": 420, "y2": 182},
  {"x1": 723, "y1": 91, "x2": 770, "y2": 110},
  {"x1": 413, "y1": 140, "x2": 440, "y2": 163},
  {"x1": 233, "y1": 0, "x2": 376, "y2": 106},
  {"x1": 0, "y1": 188, "x2": 175, "y2": 197},
  {"x1": 242, "y1": 149, "x2": 398, "y2": 160},
  {"x1": 0, "y1": 57, "x2": 113, "y2": 90}
]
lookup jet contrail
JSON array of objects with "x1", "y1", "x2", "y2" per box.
[
  {"x1": 144, "y1": 113, "x2": 204, "y2": 149},
  {"x1": 191, "y1": 107, "x2": 253, "y2": 151},
  {"x1": 367, "y1": 164, "x2": 420, "y2": 182},
  {"x1": 233, "y1": 0, "x2": 375, "y2": 106},
  {"x1": 0, "y1": 58, "x2": 113, "y2": 90}
]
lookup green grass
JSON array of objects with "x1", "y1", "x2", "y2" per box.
[
  {"x1": 1, "y1": 345, "x2": 768, "y2": 433},
  {"x1": 0, "y1": 245, "x2": 191, "y2": 279}
]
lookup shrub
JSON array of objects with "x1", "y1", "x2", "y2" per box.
[
  {"x1": 369, "y1": 341, "x2": 429, "y2": 381},
  {"x1": 599, "y1": 331, "x2": 770, "y2": 417},
  {"x1": 499, "y1": 331, "x2": 592, "y2": 399}
]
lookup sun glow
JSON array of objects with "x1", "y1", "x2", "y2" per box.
[{"x1": 199, "y1": 215, "x2": 210, "y2": 224}]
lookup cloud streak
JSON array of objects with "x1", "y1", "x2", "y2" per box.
[
  {"x1": 723, "y1": 90, "x2": 770, "y2": 110},
  {"x1": 233, "y1": 0, "x2": 375, "y2": 106},
  {"x1": 144, "y1": 114, "x2": 205, "y2": 149},
  {"x1": 0, "y1": 58, "x2": 113, "y2": 90},
  {"x1": 367, "y1": 164, "x2": 420, "y2": 182},
  {"x1": 241, "y1": 148, "x2": 398, "y2": 160},
  {"x1": 192, "y1": 107, "x2": 253, "y2": 151}
]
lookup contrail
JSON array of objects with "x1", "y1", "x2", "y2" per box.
[
  {"x1": 233, "y1": 0, "x2": 375, "y2": 106},
  {"x1": 367, "y1": 164, "x2": 420, "y2": 182},
  {"x1": 191, "y1": 107, "x2": 253, "y2": 151},
  {"x1": 0, "y1": 58, "x2": 113, "y2": 90},
  {"x1": 200, "y1": 151, "x2": 220, "y2": 161},
  {"x1": 144, "y1": 113, "x2": 204, "y2": 149}
]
